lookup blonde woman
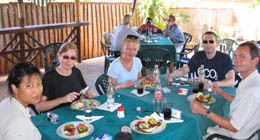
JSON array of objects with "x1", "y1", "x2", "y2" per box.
[
  {"x1": 108, "y1": 34, "x2": 142, "y2": 90},
  {"x1": 110, "y1": 14, "x2": 145, "y2": 53},
  {"x1": 37, "y1": 42, "x2": 96, "y2": 112}
]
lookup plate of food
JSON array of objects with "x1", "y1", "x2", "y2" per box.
[
  {"x1": 130, "y1": 116, "x2": 166, "y2": 134},
  {"x1": 71, "y1": 99, "x2": 101, "y2": 110},
  {"x1": 187, "y1": 92, "x2": 216, "y2": 104},
  {"x1": 56, "y1": 121, "x2": 94, "y2": 139},
  {"x1": 143, "y1": 79, "x2": 155, "y2": 89}
]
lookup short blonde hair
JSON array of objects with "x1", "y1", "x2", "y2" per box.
[
  {"x1": 122, "y1": 34, "x2": 140, "y2": 45},
  {"x1": 122, "y1": 14, "x2": 132, "y2": 25},
  {"x1": 58, "y1": 42, "x2": 78, "y2": 59}
]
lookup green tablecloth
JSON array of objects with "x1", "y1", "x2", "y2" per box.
[
  {"x1": 32, "y1": 74, "x2": 235, "y2": 140},
  {"x1": 140, "y1": 33, "x2": 177, "y2": 63}
]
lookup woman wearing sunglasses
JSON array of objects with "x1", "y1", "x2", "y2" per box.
[
  {"x1": 36, "y1": 42, "x2": 96, "y2": 112},
  {"x1": 167, "y1": 31, "x2": 235, "y2": 87},
  {"x1": 0, "y1": 62, "x2": 42, "y2": 140},
  {"x1": 108, "y1": 34, "x2": 142, "y2": 90}
]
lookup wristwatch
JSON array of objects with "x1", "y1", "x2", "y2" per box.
[{"x1": 204, "y1": 109, "x2": 211, "y2": 118}]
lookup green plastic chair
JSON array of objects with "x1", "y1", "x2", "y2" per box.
[
  {"x1": 95, "y1": 73, "x2": 108, "y2": 95},
  {"x1": 222, "y1": 38, "x2": 237, "y2": 60},
  {"x1": 43, "y1": 43, "x2": 63, "y2": 72},
  {"x1": 99, "y1": 40, "x2": 116, "y2": 72}
]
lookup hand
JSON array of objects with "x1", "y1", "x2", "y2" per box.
[
  {"x1": 190, "y1": 101, "x2": 207, "y2": 115},
  {"x1": 62, "y1": 92, "x2": 80, "y2": 103},
  {"x1": 123, "y1": 80, "x2": 135, "y2": 88},
  {"x1": 85, "y1": 89, "x2": 96, "y2": 98},
  {"x1": 166, "y1": 73, "x2": 173, "y2": 82},
  {"x1": 212, "y1": 82, "x2": 223, "y2": 96}
]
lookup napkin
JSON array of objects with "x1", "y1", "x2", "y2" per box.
[
  {"x1": 76, "y1": 115, "x2": 103, "y2": 123},
  {"x1": 131, "y1": 89, "x2": 150, "y2": 97},
  {"x1": 150, "y1": 112, "x2": 184, "y2": 124},
  {"x1": 97, "y1": 102, "x2": 121, "y2": 112}
]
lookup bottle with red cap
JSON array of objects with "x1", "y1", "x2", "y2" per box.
[{"x1": 117, "y1": 106, "x2": 125, "y2": 118}]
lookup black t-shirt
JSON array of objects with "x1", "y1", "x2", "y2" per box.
[
  {"x1": 42, "y1": 66, "x2": 87, "y2": 110},
  {"x1": 188, "y1": 51, "x2": 233, "y2": 81}
]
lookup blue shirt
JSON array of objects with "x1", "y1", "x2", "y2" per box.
[
  {"x1": 110, "y1": 24, "x2": 145, "y2": 51},
  {"x1": 107, "y1": 57, "x2": 142, "y2": 85},
  {"x1": 188, "y1": 51, "x2": 234, "y2": 81},
  {"x1": 168, "y1": 24, "x2": 185, "y2": 44}
]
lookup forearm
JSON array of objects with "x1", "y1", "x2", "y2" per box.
[
  {"x1": 208, "y1": 111, "x2": 237, "y2": 132},
  {"x1": 36, "y1": 97, "x2": 64, "y2": 112},
  {"x1": 214, "y1": 79, "x2": 234, "y2": 87},
  {"x1": 218, "y1": 90, "x2": 234, "y2": 102}
]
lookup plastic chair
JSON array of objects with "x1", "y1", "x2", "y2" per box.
[
  {"x1": 222, "y1": 38, "x2": 237, "y2": 60},
  {"x1": 137, "y1": 48, "x2": 169, "y2": 75},
  {"x1": 206, "y1": 128, "x2": 260, "y2": 140},
  {"x1": 176, "y1": 32, "x2": 195, "y2": 68},
  {"x1": 43, "y1": 43, "x2": 63, "y2": 72},
  {"x1": 99, "y1": 40, "x2": 116, "y2": 72},
  {"x1": 95, "y1": 73, "x2": 108, "y2": 95},
  {"x1": 177, "y1": 43, "x2": 200, "y2": 68}
]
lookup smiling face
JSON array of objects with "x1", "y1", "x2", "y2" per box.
[
  {"x1": 234, "y1": 46, "x2": 259, "y2": 77},
  {"x1": 58, "y1": 49, "x2": 77, "y2": 71},
  {"x1": 202, "y1": 34, "x2": 218, "y2": 56},
  {"x1": 12, "y1": 74, "x2": 43, "y2": 107},
  {"x1": 121, "y1": 41, "x2": 139, "y2": 59}
]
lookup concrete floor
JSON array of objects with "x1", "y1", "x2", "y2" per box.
[{"x1": 0, "y1": 56, "x2": 105, "y2": 102}]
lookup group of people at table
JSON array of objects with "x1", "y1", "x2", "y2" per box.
[{"x1": 0, "y1": 14, "x2": 260, "y2": 140}]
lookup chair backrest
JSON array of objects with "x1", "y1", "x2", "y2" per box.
[
  {"x1": 103, "y1": 32, "x2": 113, "y2": 46},
  {"x1": 43, "y1": 43, "x2": 63, "y2": 72},
  {"x1": 183, "y1": 32, "x2": 192, "y2": 44},
  {"x1": 223, "y1": 38, "x2": 237, "y2": 59},
  {"x1": 99, "y1": 40, "x2": 107, "y2": 56},
  {"x1": 95, "y1": 73, "x2": 109, "y2": 95},
  {"x1": 137, "y1": 48, "x2": 170, "y2": 75}
]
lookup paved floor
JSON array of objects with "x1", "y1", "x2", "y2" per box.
[{"x1": 0, "y1": 57, "x2": 105, "y2": 102}]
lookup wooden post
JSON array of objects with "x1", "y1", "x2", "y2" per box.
[
  {"x1": 75, "y1": 0, "x2": 80, "y2": 22},
  {"x1": 131, "y1": 0, "x2": 137, "y2": 16},
  {"x1": 18, "y1": 0, "x2": 25, "y2": 27}
]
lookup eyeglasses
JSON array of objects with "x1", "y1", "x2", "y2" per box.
[
  {"x1": 202, "y1": 40, "x2": 215, "y2": 44},
  {"x1": 126, "y1": 34, "x2": 139, "y2": 40},
  {"x1": 63, "y1": 56, "x2": 76, "y2": 60}
]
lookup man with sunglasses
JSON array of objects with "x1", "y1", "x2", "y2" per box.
[
  {"x1": 137, "y1": 17, "x2": 162, "y2": 34},
  {"x1": 164, "y1": 15, "x2": 185, "y2": 53},
  {"x1": 166, "y1": 31, "x2": 235, "y2": 87},
  {"x1": 190, "y1": 42, "x2": 260, "y2": 139}
]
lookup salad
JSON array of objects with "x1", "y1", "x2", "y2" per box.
[
  {"x1": 195, "y1": 92, "x2": 214, "y2": 104},
  {"x1": 135, "y1": 116, "x2": 163, "y2": 133},
  {"x1": 143, "y1": 79, "x2": 155, "y2": 88}
]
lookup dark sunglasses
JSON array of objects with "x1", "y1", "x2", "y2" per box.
[
  {"x1": 202, "y1": 40, "x2": 215, "y2": 44},
  {"x1": 126, "y1": 34, "x2": 139, "y2": 40},
  {"x1": 63, "y1": 56, "x2": 76, "y2": 60}
]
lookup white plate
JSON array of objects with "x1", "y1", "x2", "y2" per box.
[
  {"x1": 56, "y1": 121, "x2": 94, "y2": 139},
  {"x1": 71, "y1": 99, "x2": 101, "y2": 111},
  {"x1": 187, "y1": 94, "x2": 216, "y2": 104},
  {"x1": 130, "y1": 120, "x2": 166, "y2": 134}
]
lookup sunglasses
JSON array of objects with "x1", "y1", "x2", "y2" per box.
[
  {"x1": 63, "y1": 56, "x2": 76, "y2": 60},
  {"x1": 202, "y1": 40, "x2": 215, "y2": 44},
  {"x1": 126, "y1": 34, "x2": 139, "y2": 40}
]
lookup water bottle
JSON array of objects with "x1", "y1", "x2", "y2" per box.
[
  {"x1": 154, "y1": 79, "x2": 162, "y2": 99},
  {"x1": 107, "y1": 79, "x2": 115, "y2": 108},
  {"x1": 198, "y1": 64, "x2": 205, "y2": 80},
  {"x1": 148, "y1": 28, "x2": 153, "y2": 39},
  {"x1": 153, "y1": 65, "x2": 160, "y2": 82}
]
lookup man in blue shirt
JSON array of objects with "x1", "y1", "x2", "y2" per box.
[{"x1": 164, "y1": 15, "x2": 185, "y2": 53}]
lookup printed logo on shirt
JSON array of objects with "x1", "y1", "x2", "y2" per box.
[{"x1": 204, "y1": 69, "x2": 218, "y2": 80}]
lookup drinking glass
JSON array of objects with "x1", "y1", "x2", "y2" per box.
[
  {"x1": 136, "y1": 80, "x2": 144, "y2": 94},
  {"x1": 163, "y1": 103, "x2": 172, "y2": 120},
  {"x1": 84, "y1": 103, "x2": 92, "y2": 117},
  {"x1": 153, "y1": 98, "x2": 166, "y2": 113}
]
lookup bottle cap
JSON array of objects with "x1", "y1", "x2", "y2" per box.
[{"x1": 118, "y1": 106, "x2": 124, "y2": 111}]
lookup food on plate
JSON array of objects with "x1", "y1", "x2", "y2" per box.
[
  {"x1": 77, "y1": 123, "x2": 88, "y2": 136},
  {"x1": 62, "y1": 123, "x2": 76, "y2": 136},
  {"x1": 135, "y1": 116, "x2": 162, "y2": 133},
  {"x1": 195, "y1": 92, "x2": 214, "y2": 104},
  {"x1": 85, "y1": 99, "x2": 99, "y2": 109},
  {"x1": 143, "y1": 79, "x2": 155, "y2": 88},
  {"x1": 71, "y1": 99, "x2": 84, "y2": 110}
]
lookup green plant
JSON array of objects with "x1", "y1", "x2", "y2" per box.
[
  {"x1": 138, "y1": 0, "x2": 175, "y2": 29},
  {"x1": 168, "y1": 10, "x2": 190, "y2": 24}
]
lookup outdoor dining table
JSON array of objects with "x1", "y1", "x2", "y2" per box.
[
  {"x1": 140, "y1": 33, "x2": 177, "y2": 72},
  {"x1": 32, "y1": 74, "x2": 236, "y2": 140}
]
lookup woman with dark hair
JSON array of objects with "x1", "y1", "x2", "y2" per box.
[
  {"x1": 0, "y1": 62, "x2": 42, "y2": 140},
  {"x1": 36, "y1": 42, "x2": 96, "y2": 112}
]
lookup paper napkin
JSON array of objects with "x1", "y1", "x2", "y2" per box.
[
  {"x1": 131, "y1": 89, "x2": 150, "y2": 97},
  {"x1": 97, "y1": 102, "x2": 121, "y2": 112},
  {"x1": 76, "y1": 115, "x2": 104, "y2": 123},
  {"x1": 150, "y1": 112, "x2": 184, "y2": 124}
]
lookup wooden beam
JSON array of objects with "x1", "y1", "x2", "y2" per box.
[
  {"x1": 131, "y1": 0, "x2": 137, "y2": 16},
  {"x1": 75, "y1": 0, "x2": 81, "y2": 22},
  {"x1": 18, "y1": 0, "x2": 25, "y2": 27}
]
